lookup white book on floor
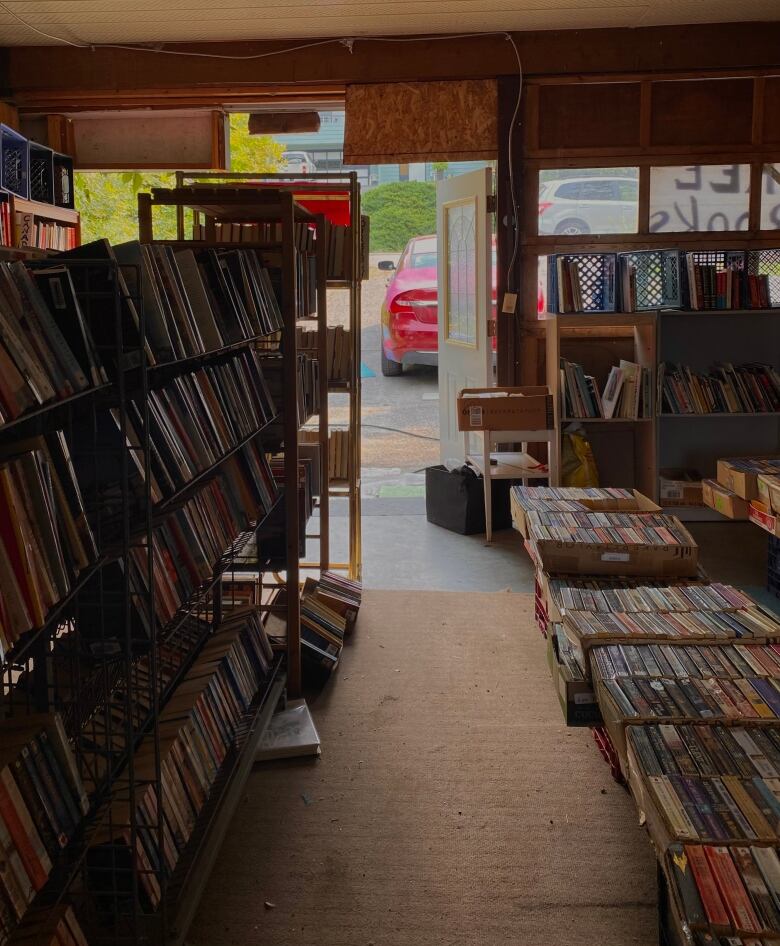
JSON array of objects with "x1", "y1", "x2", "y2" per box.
[{"x1": 256, "y1": 699, "x2": 321, "y2": 761}]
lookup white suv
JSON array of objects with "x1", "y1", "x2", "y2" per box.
[
  {"x1": 538, "y1": 176, "x2": 638, "y2": 235},
  {"x1": 280, "y1": 151, "x2": 317, "y2": 174}
]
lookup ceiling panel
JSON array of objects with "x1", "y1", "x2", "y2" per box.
[{"x1": 0, "y1": 0, "x2": 778, "y2": 45}]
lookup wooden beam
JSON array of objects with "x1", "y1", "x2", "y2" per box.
[{"x1": 5, "y1": 22, "x2": 780, "y2": 111}]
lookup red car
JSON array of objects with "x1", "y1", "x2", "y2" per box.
[{"x1": 379, "y1": 234, "x2": 497, "y2": 377}]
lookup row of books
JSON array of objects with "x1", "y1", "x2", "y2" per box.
[
  {"x1": 0, "y1": 715, "x2": 88, "y2": 939},
  {"x1": 547, "y1": 251, "x2": 778, "y2": 314},
  {"x1": 560, "y1": 358, "x2": 651, "y2": 419},
  {"x1": 128, "y1": 350, "x2": 277, "y2": 505},
  {"x1": 300, "y1": 577, "x2": 349, "y2": 676},
  {"x1": 88, "y1": 608, "x2": 274, "y2": 910},
  {"x1": 192, "y1": 219, "x2": 314, "y2": 252},
  {"x1": 548, "y1": 576, "x2": 753, "y2": 615},
  {"x1": 527, "y1": 509, "x2": 693, "y2": 546},
  {"x1": 593, "y1": 641, "x2": 780, "y2": 682},
  {"x1": 3, "y1": 903, "x2": 88, "y2": 946},
  {"x1": 0, "y1": 260, "x2": 105, "y2": 427},
  {"x1": 659, "y1": 362, "x2": 780, "y2": 415},
  {"x1": 600, "y1": 668, "x2": 780, "y2": 723},
  {"x1": 684, "y1": 262, "x2": 772, "y2": 311},
  {"x1": 15, "y1": 216, "x2": 77, "y2": 253},
  {"x1": 116, "y1": 242, "x2": 284, "y2": 365},
  {"x1": 667, "y1": 842, "x2": 780, "y2": 939},
  {"x1": 129, "y1": 441, "x2": 278, "y2": 631},
  {"x1": 296, "y1": 325, "x2": 352, "y2": 382},
  {"x1": 0, "y1": 432, "x2": 97, "y2": 657}
]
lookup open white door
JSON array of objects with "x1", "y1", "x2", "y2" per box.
[{"x1": 437, "y1": 167, "x2": 493, "y2": 464}]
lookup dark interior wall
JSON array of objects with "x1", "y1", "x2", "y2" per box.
[{"x1": 4, "y1": 22, "x2": 780, "y2": 109}]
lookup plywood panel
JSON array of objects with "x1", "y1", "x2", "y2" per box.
[
  {"x1": 537, "y1": 83, "x2": 641, "y2": 151},
  {"x1": 650, "y1": 78, "x2": 753, "y2": 147},
  {"x1": 762, "y1": 77, "x2": 780, "y2": 145}
]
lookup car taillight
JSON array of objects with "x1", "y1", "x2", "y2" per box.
[
  {"x1": 389, "y1": 288, "x2": 438, "y2": 323},
  {"x1": 538, "y1": 201, "x2": 553, "y2": 215}
]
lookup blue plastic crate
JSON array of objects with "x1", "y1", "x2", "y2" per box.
[
  {"x1": 618, "y1": 249, "x2": 682, "y2": 310},
  {"x1": 29, "y1": 141, "x2": 54, "y2": 204},
  {"x1": 547, "y1": 252, "x2": 617, "y2": 313},
  {"x1": 0, "y1": 124, "x2": 29, "y2": 199}
]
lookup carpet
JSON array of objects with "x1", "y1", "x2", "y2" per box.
[{"x1": 190, "y1": 590, "x2": 658, "y2": 946}]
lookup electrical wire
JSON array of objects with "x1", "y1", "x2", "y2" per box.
[{"x1": 0, "y1": 7, "x2": 525, "y2": 302}]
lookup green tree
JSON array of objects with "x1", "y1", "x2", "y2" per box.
[
  {"x1": 75, "y1": 114, "x2": 283, "y2": 244},
  {"x1": 362, "y1": 181, "x2": 436, "y2": 252}
]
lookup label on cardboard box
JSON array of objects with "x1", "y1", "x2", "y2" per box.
[
  {"x1": 468, "y1": 406, "x2": 483, "y2": 427},
  {"x1": 601, "y1": 552, "x2": 630, "y2": 562},
  {"x1": 574, "y1": 691, "x2": 597, "y2": 705}
]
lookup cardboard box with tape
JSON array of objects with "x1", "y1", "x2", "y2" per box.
[{"x1": 457, "y1": 386, "x2": 553, "y2": 432}]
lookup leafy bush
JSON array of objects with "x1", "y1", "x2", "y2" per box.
[{"x1": 362, "y1": 181, "x2": 436, "y2": 252}]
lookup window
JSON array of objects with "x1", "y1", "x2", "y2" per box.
[
  {"x1": 445, "y1": 201, "x2": 477, "y2": 346},
  {"x1": 650, "y1": 164, "x2": 750, "y2": 232},
  {"x1": 538, "y1": 168, "x2": 639, "y2": 236},
  {"x1": 761, "y1": 164, "x2": 780, "y2": 230}
]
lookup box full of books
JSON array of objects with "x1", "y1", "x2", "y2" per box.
[
  {"x1": 659, "y1": 470, "x2": 704, "y2": 508},
  {"x1": 546, "y1": 625, "x2": 602, "y2": 727},
  {"x1": 510, "y1": 485, "x2": 661, "y2": 540},
  {"x1": 717, "y1": 457, "x2": 780, "y2": 502},
  {"x1": 525, "y1": 507, "x2": 699, "y2": 578},
  {"x1": 758, "y1": 475, "x2": 780, "y2": 515},
  {"x1": 702, "y1": 479, "x2": 751, "y2": 520}
]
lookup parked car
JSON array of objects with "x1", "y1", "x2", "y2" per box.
[
  {"x1": 379, "y1": 235, "x2": 496, "y2": 377},
  {"x1": 280, "y1": 151, "x2": 317, "y2": 174},
  {"x1": 538, "y1": 176, "x2": 638, "y2": 235}
]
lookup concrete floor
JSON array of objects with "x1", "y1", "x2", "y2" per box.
[{"x1": 318, "y1": 497, "x2": 777, "y2": 610}]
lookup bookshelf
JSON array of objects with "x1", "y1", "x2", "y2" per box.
[
  {"x1": 0, "y1": 190, "x2": 306, "y2": 944},
  {"x1": 544, "y1": 284, "x2": 780, "y2": 513},
  {"x1": 545, "y1": 311, "x2": 658, "y2": 499},
  {"x1": 173, "y1": 171, "x2": 364, "y2": 582},
  {"x1": 0, "y1": 193, "x2": 80, "y2": 253}
]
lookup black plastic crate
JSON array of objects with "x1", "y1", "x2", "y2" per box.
[
  {"x1": 0, "y1": 124, "x2": 29, "y2": 199},
  {"x1": 53, "y1": 151, "x2": 75, "y2": 208},
  {"x1": 618, "y1": 249, "x2": 682, "y2": 310},
  {"x1": 29, "y1": 141, "x2": 55, "y2": 204},
  {"x1": 746, "y1": 248, "x2": 780, "y2": 308},
  {"x1": 547, "y1": 252, "x2": 617, "y2": 313}
]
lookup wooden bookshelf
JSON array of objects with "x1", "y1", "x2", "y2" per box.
[
  {"x1": 0, "y1": 192, "x2": 80, "y2": 251},
  {"x1": 545, "y1": 311, "x2": 658, "y2": 499}
]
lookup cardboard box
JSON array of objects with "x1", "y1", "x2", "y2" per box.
[
  {"x1": 758, "y1": 473, "x2": 780, "y2": 514},
  {"x1": 546, "y1": 632, "x2": 602, "y2": 727},
  {"x1": 530, "y1": 516, "x2": 699, "y2": 579},
  {"x1": 511, "y1": 488, "x2": 661, "y2": 539},
  {"x1": 659, "y1": 469, "x2": 703, "y2": 507},
  {"x1": 749, "y1": 500, "x2": 780, "y2": 538},
  {"x1": 716, "y1": 456, "x2": 780, "y2": 500},
  {"x1": 701, "y1": 478, "x2": 750, "y2": 520},
  {"x1": 457, "y1": 386, "x2": 553, "y2": 432}
]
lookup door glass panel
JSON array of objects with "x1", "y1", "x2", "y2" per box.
[
  {"x1": 761, "y1": 164, "x2": 780, "y2": 230},
  {"x1": 538, "y1": 168, "x2": 639, "y2": 235},
  {"x1": 445, "y1": 200, "x2": 477, "y2": 346},
  {"x1": 650, "y1": 164, "x2": 750, "y2": 232}
]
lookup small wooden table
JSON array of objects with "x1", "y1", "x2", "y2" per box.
[{"x1": 464, "y1": 427, "x2": 559, "y2": 542}]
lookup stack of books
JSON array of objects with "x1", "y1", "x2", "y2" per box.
[
  {"x1": 0, "y1": 432, "x2": 97, "y2": 654},
  {"x1": 15, "y1": 217, "x2": 77, "y2": 252},
  {"x1": 666, "y1": 841, "x2": 780, "y2": 939},
  {"x1": 4, "y1": 903, "x2": 89, "y2": 946},
  {"x1": 0, "y1": 715, "x2": 88, "y2": 936},
  {"x1": 299, "y1": 572, "x2": 362, "y2": 677},
  {"x1": 317, "y1": 571, "x2": 361, "y2": 629},
  {"x1": 115, "y1": 243, "x2": 284, "y2": 364},
  {"x1": 295, "y1": 325, "x2": 352, "y2": 382},
  {"x1": 88, "y1": 608, "x2": 274, "y2": 909},
  {"x1": 560, "y1": 358, "x2": 652, "y2": 419},
  {"x1": 658, "y1": 362, "x2": 780, "y2": 414},
  {"x1": 328, "y1": 430, "x2": 350, "y2": 482},
  {"x1": 510, "y1": 485, "x2": 642, "y2": 537},
  {"x1": 191, "y1": 219, "x2": 314, "y2": 252}
]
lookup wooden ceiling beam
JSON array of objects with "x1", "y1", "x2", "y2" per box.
[{"x1": 4, "y1": 22, "x2": 780, "y2": 112}]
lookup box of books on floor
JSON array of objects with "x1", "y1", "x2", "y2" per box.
[
  {"x1": 592, "y1": 642, "x2": 780, "y2": 774},
  {"x1": 626, "y1": 722, "x2": 780, "y2": 854},
  {"x1": 665, "y1": 841, "x2": 780, "y2": 942},
  {"x1": 547, "y1": 624, "x2": 602, "y2": 726},
  {"x1": 556, "y1": 586, "x2": 780, "y2": 680},
  {"x1": 510, "y1": 485, "x2": 660, "y2": 539}
]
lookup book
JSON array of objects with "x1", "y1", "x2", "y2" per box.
[
  {"x1": 659, "y1": 362, "x2": 780, "y2": 415},
  {"x1": 256, "y1": 699, "x2": 321, "y2": 761}
]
